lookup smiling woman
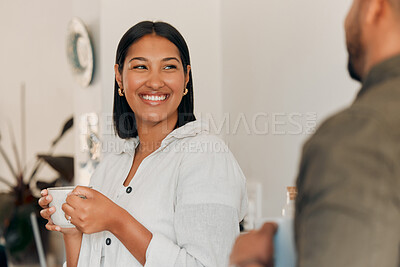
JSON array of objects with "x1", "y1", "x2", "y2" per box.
[
  {"x1": 115, "y1": 34, "x2": 190, "y2": 132},
  {"x1": 113, "y1": 21, "x2": 196, "y2": 139},
  {"x1": 38, "y1": 21, "x2": 247, "y2": 267}
]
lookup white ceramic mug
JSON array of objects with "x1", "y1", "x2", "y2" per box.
[{"x1": 47, "y1": 186, "x2": 91, "y2": 228}]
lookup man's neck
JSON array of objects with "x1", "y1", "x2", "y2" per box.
[{"x1": 362, "y1": 25, "x2": 400, "y2": 79}]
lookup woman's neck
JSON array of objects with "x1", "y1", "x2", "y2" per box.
[{"x1": 136, "y1": 116, "x2": 177, "y2": 155}]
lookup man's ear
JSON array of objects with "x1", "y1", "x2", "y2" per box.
[
  {"x1": 114, "y1": 64, "x2": 123, "y2": 88},
  {"x1": 365, "y1": 0, "x2": 386, "y2": 25}
]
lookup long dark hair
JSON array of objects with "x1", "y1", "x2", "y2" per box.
[{"x1": 113, "y1": 21, "x2": 196, "y2": 139}]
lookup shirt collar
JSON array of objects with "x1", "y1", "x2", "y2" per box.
[
  {"x1": 116, "y1": 120, "x2": 209, "y2": 155},
  {"x1": 161, "y1": 119, "x2": 209, "y2": 146},
  {"x1": 357, "y1": 53, "x2": 400, "y2": 99},
  {"x1": 116, "y1": 137, "x2": 139, "y2": 156}
]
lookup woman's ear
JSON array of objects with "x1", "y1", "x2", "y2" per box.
[
  {"x1": 185, "y1": 65, "x2": 191, "y2": 87},
  {"x1": 114, "y1": 64, "x2": 123, "y2": 88}
]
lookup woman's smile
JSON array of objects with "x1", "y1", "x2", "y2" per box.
[{"x1": 139, "y1": 93, "x2": 170, "y2": 105}]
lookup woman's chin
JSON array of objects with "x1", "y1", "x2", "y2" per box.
[
  {"x1": 136, "y1": 109, "x2": 178, "y2": 123},
  {"x1": 139, "y1": 114, "x2": 169, "y2": 125}
]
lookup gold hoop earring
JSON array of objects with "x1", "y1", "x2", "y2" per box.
[
  {"x1": 118, "y1": 87, "x2": 125, "y2": 97},
  {"x1": 183, "y1": 88, "x2": 188, "y2": 96}
]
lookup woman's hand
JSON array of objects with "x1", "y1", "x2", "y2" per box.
[
  {"x1": 38, "y1": 189, "x2": 81, "y2": 236},
  {"x1": 62, "y1": 186, "x2": 120, "y2": 234}
]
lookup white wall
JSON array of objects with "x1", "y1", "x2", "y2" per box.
[
  {"x1": 220, "y1": 0, "x2": 359, "y2": 216},
  {"x1": 0, "y1": 0, "x2": 74, "y2": 191}
]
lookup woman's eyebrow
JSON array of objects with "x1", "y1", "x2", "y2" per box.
[
  {"x1": 128, "y1": 57, "x2": 180, "y2": 63},
  {"x1": 162, "y1": 57, "x2": 180, "y2": 63},
  {"x1": 129, "y1": 57, "x2": 147, "y2": 63}
]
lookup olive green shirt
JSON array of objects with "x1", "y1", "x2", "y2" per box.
[{"x1": 295, "y1": 55, "x2": 400, "y2": 267}]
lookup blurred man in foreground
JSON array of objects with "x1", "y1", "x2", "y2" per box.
[{"x1": 230, "y1": 0, "x2": 400, "y2": 266}]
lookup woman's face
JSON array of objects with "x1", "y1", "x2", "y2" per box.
[{"x1": 115, "y1": 34, "x2": 190, "y2": 128}]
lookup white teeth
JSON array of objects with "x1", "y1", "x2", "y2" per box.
[{"x1": 142, "y1": 95, "x2": 166, "y2": 101}]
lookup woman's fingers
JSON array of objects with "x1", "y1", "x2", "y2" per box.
[
  {"x1": 40, "y1": 206, "x2": 55, "y2": 220},
  {"x1": 40, "y1": 189, "x2": 48, "y2": 197},
  {"x1": 71, "y1": 186, "x2": 92, "y2": 199},
  {"x1": 46, "y1": 220, "x2": 82, "y2": 235},
  {"x1": 45, "y1": 222, "x2": 61, "y2": 232},
  {"x1": 39, "y1": 189, "x2": 60, "y2": 232},
  {"x1": 62, "y1": 202, "x2": 73, "y2": 217},
  {"x1": 40, "y1": 189, "x2": 82, "y2": 234},
  {"x1": 65, "y1": 193, "x2": 87, "y2": 210},
  {"x1": 38, "y1": 194, "x2": 53, "y2": 208}
]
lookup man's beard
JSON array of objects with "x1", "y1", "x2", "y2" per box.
[
  {"x1": 347, "y1": 54, "x2": 362, "y2": 82},
  {"x1": 346, "y1": 20, "x2": 364, "y2": 82}
]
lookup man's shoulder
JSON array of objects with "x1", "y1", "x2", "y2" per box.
[
  {"x1": 355, "y1": 76, "x2": 400, "y2": 133},
  {"x1": 305, "y1": 104, "x2": 388, "y2": 151},
  {"x1": 310, "y1": 79, "x2": 400, "y2": 148}
]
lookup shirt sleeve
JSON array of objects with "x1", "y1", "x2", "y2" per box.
[
  {"x1": 295, "y1": 109, "x2": 400, "y2": 267},
  {"x1": 144, "y1": 135, "x2": 248, "y2": 267}
]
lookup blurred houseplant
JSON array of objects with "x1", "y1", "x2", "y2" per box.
[{"x1": 0, "y1": 116, "x2": 74, "y2": 264}]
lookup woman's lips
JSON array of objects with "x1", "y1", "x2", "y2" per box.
[{"x1": 139, "y1": 94, "x2": 169, "y2": 105}]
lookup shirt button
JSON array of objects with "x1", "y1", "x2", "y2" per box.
[
  {"x1": 106, "y1": 238, "x2": 111, "y2": 246},
  {"x1": 126, "y1": 186, "x2": 132, "y2": 194}
]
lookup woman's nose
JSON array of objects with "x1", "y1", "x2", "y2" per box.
[{"x1": 145, "y1": 71, "x2": 165, "y2": 90}]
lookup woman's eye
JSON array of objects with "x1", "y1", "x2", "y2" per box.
[
  {"x1": 132, "y1": 65, "x2": 147, "y2": 70},
  {"x1": 164, "y1": 65, "x2": 177, "y2": 70}
]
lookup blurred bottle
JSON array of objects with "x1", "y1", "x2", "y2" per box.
[
  {"x1": 281, "y1": 186, "x2": 297, "y2": 218},
  {"x1": 274, "y1": 186, "x2": 297, "y2": 267}
]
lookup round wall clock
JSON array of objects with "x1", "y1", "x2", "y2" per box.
[{"x1": 66, "y1": 17, "x2": 94, "y2": 87}]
